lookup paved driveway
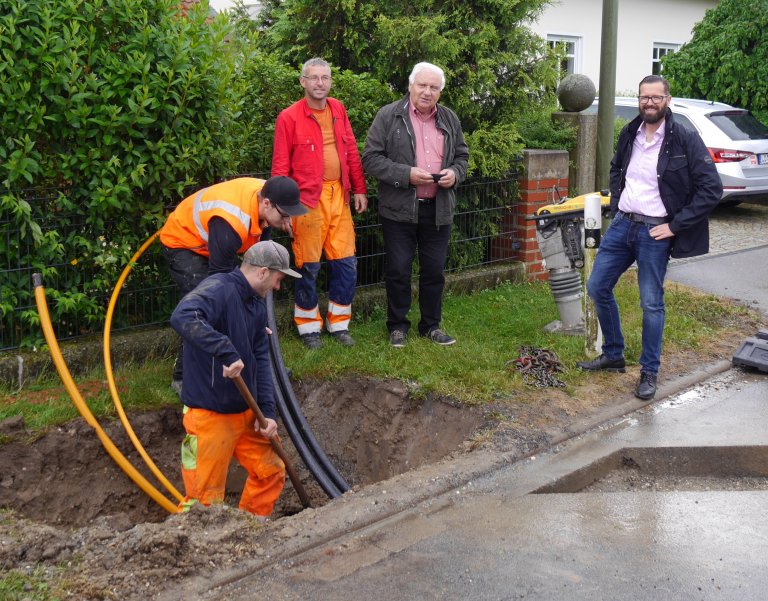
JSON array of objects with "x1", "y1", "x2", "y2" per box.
[{"x1": 696, "y1": 201, "x2": 768, "y2": 256}]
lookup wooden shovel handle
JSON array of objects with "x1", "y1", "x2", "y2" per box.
[{"x1": 233, "y1": 374, "x2": 312, "y2": 508}]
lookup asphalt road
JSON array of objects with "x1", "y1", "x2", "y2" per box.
[
  {"x1": 668, "y1": 201, "x2": 768, "y2": 316},
  {"x1": 686, "y1": 200, "x2": 768, "y2": 258}
]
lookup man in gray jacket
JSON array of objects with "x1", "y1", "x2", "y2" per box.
[{"x1": 362, "y1": 62, "x2": 469, "y2": 347}]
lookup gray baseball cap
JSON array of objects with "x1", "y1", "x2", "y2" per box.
[{"x1": 243, "y1": 240, "x2": 302, "y2": 278}]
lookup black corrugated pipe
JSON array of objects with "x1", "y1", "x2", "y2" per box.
[{"x1": 266, "y1": 292, "x2": 350, "y2": 498}]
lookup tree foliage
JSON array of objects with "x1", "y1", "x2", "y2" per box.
[
  {"x1": 225, "y1": 30, "x2": 398, "y2": 175},
  {"x1": 662, "y1": 0, "x2": 768, "y2": 122}
]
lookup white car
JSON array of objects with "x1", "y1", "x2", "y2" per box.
[{"x1": 584, "y1": 97, "x2": 768, "y2": 205}]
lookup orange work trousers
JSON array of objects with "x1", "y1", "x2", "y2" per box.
[
  {"x1": 180, "y1": 407, "x2": 285, "y2": 517},
  {"x1": 292, "y1": 180, "x2": 357, "y2": 335}
]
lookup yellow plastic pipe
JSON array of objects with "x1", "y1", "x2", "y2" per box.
[
  {"x1": 102, "y1": 231, "x2": 184, "y2": 503},
  {"x1": 33, "y1": 274, "x2": 179, "y2": 514}
]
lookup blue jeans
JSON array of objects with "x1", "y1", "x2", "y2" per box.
[{"x1": 586, "y1": 214, "x2": 672, "y2": 374}]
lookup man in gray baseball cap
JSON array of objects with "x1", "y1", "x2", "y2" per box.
[
  {"x1": 169, "y1": 240, "x2": 301, "y2": 518},
  {"x1": 242, "y1": 240, "x2": 303, "y2": 280}
]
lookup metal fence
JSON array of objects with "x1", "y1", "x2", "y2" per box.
[{"x1": 0, "y1": 174, "x2": 519, "y2": 351}]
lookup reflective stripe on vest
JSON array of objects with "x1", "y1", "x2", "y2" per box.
[{"x1": 192, "y1": 190, "x2": 252, "y2": 243}]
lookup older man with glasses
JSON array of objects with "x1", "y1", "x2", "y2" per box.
[
  {"x1": 577, "y1": 75, "x2": 722, "y2": 400},
  {"x1": 272, "y1": 57, "x2": 368, "y2": 350}
]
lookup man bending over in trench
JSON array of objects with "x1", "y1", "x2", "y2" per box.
[{"x1": 170, "y1": 241, "x2": 302, "y2": 518}]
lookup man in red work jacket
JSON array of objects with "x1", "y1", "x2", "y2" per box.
[
  {"x1": 160, "y1": 176, "x2": 307, "y2": 393},
  {"x1": 272, "y1": 58, "x2": 368, "y2": 350}
]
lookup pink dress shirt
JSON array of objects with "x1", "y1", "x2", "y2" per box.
[
  {"x1": 617, "y1": 121, "x2": 668, "y2": 218},
  {"x1": 411, "y1": 104, "x2": 444, "y2": 199}
]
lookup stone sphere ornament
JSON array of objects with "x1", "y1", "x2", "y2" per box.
[{"x1": 557, "y1": 74, "x2": 597, "y2": 112}]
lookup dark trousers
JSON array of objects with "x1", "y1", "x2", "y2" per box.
[
  {"x1": 381, "y1": 201, "x2": 452, "y2": 336},
  {"x1": 162, "y1": 245, "x2": 209, "y2": 381}
]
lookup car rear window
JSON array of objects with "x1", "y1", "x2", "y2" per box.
[{"x1": 708, "y1": 111, "x2": 768, "y2": 141}]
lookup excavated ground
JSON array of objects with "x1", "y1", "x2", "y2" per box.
[
  {"x1": 0, "y1": 377, "x2": 482, "y2": 528},
  {"x1": 0, "y1": 328, "x2": 752, "y2": 600}
]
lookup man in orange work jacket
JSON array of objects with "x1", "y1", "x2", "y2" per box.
[
  {"x1": 160, "y1": 176, "x2": 307, "y2": 392},
  {"x1": 272, "y1": 58, "x2": 368, "y2": 350}
]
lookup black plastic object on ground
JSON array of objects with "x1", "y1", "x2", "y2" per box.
[
  {"x1": 265, "y1": 292, "x2": 350, "y2": 498},
  {"x1": 732, "y1": 330, "x2": 768, "y2": 373}
]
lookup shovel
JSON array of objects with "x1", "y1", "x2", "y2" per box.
[{"x1": 233, "y1": 374, "x2": 312, "y2": 508}]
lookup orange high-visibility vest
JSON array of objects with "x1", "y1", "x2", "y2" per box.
[{"x1": 160, "y1": 178, "x2": 265, "y2": 256}]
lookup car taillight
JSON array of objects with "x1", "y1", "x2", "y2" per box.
[{"x1": 707, "y1": 148, "x2": 755, "y2": 163}]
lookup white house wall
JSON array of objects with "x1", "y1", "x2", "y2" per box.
[{"x1": 530, "y1": 0, "x2": 717, "y2": 94}]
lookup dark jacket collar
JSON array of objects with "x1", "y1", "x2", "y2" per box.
[{"x1": 231, "y1": 267, "x2": 256, "y2": 301}]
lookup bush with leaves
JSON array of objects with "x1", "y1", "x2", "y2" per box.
[
  {"x1": 255, "y1": 0, "x2": 562, "y2": 178},
  {"x1": 0, "y1": 0, "x2": 238, "y2": 347},
  {"x1": 224, "y1": 20, "x2": 399, "y2": 174}
]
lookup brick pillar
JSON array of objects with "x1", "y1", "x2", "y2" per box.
[{"x1": 516, "y1": 149, "x2": 570, "y2": 281}]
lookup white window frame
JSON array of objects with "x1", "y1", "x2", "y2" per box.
[
  {"x1": 652, "y1": 42, "x2": 681, "y2": 75},
  {"x1": 547, "y1": 34, "x2": 582, "y2": 76}
]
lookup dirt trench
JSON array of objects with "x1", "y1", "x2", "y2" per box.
[
  {"x1": 0, "y1": 328, "x2": 750, "y2": 600},
  {"x1": 0, "y1": 376, "x2": 482, "y2": 529},
  {"x1": 0, "y1": 375, "x2": 490, "y2": 600}
]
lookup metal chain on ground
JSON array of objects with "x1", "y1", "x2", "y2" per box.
[{"x1": 506, "y1": 345, "x2": 566, "y2": 388}]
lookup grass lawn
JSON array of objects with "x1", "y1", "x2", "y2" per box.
[{"x1": 0, "y1": 276, "x2": 757, "y2": 433}]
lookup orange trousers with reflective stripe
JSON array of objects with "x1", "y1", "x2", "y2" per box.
[
  {"x1": 292, "y1": 180, "x2": 356, "y2": 334},
  {"x1": 180, "y1": 407, "x2": 285, "y2": 517}
]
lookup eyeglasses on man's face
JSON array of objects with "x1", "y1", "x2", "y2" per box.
[
  {"x1": 638, "y1": 95, "x2": 669, "y2": 104},
  {"x1": 274, "y1": 204, "x2": 291, "y2": 219},
  {"x1": 302, "y1": 75, "x2": 332, "y2": 83}
]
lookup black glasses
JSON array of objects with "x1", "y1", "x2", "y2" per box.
[
  {"x1": 638, "y1": 95, "x2": 669, "y2": 104},
  {"x1": 274, "y1": 204, "x2": 290, "y2": 218}
]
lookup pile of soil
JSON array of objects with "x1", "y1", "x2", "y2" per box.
[{"x1": 0, "y1": 328, "x2": 751, "y2": 600}]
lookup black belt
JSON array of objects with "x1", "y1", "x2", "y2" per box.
[
  {"x1": 618, "y1": 210, "x2": 667, "y2": 225},
  {"x1": 416, "y1": 197, "x2": 435, "y2": 204}
]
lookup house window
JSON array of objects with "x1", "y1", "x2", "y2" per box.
[
  {"x1": 652, "y1": 43, "x2": 680, "y2": 75},
  {"x1": 547, "y1": 35, "x2": 581, "y2": 76}
]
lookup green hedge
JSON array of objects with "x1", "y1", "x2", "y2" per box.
[
  {"x1": 0, "y1": 0, "x2": 240, "y2": 345},
  {"x1": 1, "y1": 0, "x2": 237, "y2": 225},
  {"x1": 0, "y1": 1, "x2": 572, "y2": 350}
]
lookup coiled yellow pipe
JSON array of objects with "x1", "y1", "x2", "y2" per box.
[
  {"x1": 102, "y1": 231, "x2": 184, "y2": 503},
  {"x1": 33, "y1": 274, "x2": 179, "y2": 514}
]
